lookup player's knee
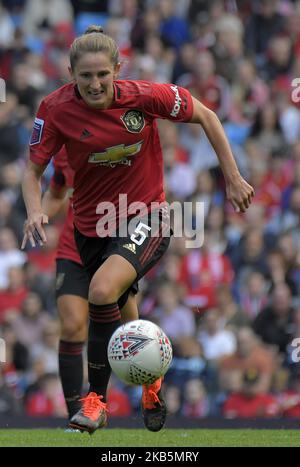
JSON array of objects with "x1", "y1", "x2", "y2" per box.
[
  {"x1": 60, "y1": 316, "x2": 87, "y2": 341},
  {"x1": 88, "y1": 282, "x2": 119, "y2": 305}
]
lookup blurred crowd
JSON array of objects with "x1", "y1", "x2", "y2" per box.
[{"x1": 1, "y1": 0, "x2": 300, "y2": 420}]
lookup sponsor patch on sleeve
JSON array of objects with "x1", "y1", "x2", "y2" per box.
[
  {"x1": 30, "y1": 117, "x2": 44, "y2": 145},
  {"x1": 169, "y1": 85, "x2": 182, "y2": 118}
]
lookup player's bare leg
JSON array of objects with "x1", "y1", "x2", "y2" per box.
[{"x1": 121, "y1": 292, "x2": 139, "y2": 323}]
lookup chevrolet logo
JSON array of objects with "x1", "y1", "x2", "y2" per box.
[{"x1": 88, "y1": 140, "x2": 143, "y2": 163}]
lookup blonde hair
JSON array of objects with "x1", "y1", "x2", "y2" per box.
[{"x1": 70, "y1": 25, "x2": 119, "y2": 69}]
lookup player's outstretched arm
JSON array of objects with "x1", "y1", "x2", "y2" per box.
[
  {"x1": 189, "y1": 96, "x2": 254, "y2": 213},
  {"x1": 21, "y1": 160, "x2": 49, "y2": 249}
]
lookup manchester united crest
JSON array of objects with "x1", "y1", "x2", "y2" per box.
[{"x1": 121, "y1": 110, "x2": 145, "y2": 133}]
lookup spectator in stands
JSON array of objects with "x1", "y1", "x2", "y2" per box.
[
  {"x1": 230, "y1": 227, "x2": 268, "y2": 283},
  {"x1": 8, "y1": 62, "x2": 40, "y2": 116},
  {"x1": 222, "y1": 367, "x2": 279, "y2": 418},
  {"x1": 159, "y1": 120, "x2": 196, "y2": 200},
  {"x1": 43, "y1": 22, "x2": 75, "y2": 83},
  {"x1": 25, "y1": 372, "x2": 67, "y2": 417},
  {"x1": 245, "y1": 0, "x2": 286, "y2": 65},
  {"x1": 0, "y1": 2, "x2": 15, "y2": 47},
  {"x1": 0, "y1": 192, "x2": 24, "y2": 244},
  {"x1": 11, "y1": 292, "x2": 50, "y2": 347},
  {"x1": 265, "y1": 248, "x2": 295, "y2": 294},
  {"x1": 0, "y1": 92, "x2": 22, "y2": 168},
  {"x1": 239, "y1": 270, "x2": 269, "y2": 320},
  {"x1": 182, "y1": 378, "x2": 209, "y2": 418},
  {"x1": 177, "y1": 50, "x2": 231, "y2": 122},
  {"x1": 166, "y1": 336, "x2": 207, "y2": 390},
  {"x1": 179, "y1": 234, "x2": 234, "y2": 312},
  {"x1": 219, "y1": 327, "x2": 275, "y2": 396},
  {"x1": 205, "y1": 205, "x2": 227, "y2": 254},
  {"x1": 30, "y1": 319, "x2": 60, "y2": 375},
  {"x1": 1, "y1": 322, "x2": 30, "y2": 401},
  {"x1": 22, "y1": 0, "x2": 73, "y2": 37},
  {"x1": 277, "y1": 233, "x2": 300, "y2": 295},
  {"x1": 188, "y1": 171, "x2": 224, "y2": 219},
  {"x1": 197, "y1": 308, "x2": 236, "y2": 362},
  {"x1": 164, "y1": 384, "x2": 181, "y2": 416},
  {"x1": 179, "y1": 235, "x2": 234, "y2": 311},
  {"x1": 107, "y1": 380, "x2": 132, "y2": 417},
  {"x1": 264, "y1": 34, "x2": 294, "y2": 82},
  {"x1": 70, "y1": 0, "x2": 109, "y2": 19},
  {"x1": 281, "y1": 160, "x2": 300, "y2": 211},
  {"x1": 231, "y1": 58, "x2": 269, "y2": 122},
  {"x1": 216, "y1": 284, "x2": 251, "y2": 331},
  {"x1": 253, "y1": 282, "x2": 295, "y2": 357},
  {"x1": 153, "y1": 280, "x2": 196, "y2": 344},
  {"x1": 159, "y1": 0, "x2": 191, "y2": 50},
  {"x1": 249, "y1": 102, "x2": 286, "y2": 155},
  {"x1": 279, "y1": 368, "x2": 300, "y2": 418},
  {"x1": 212, "y1": 14, "x2": 244, "y2": 84},
  {"x1": 0, "y1": 266, "x2": 28, "y2": 324},
  {"x1": 0, "y1": 368, "x2": 21, "y2": 415},
  {"x1": 131, "y1": 6, "x2": 161, "y2": 52}
]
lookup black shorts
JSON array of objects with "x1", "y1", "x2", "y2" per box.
[
  {"x1": 74, "y1": 209, "x2": 171, "y2": 306},
  {"x1": 55, "y1": 258, "x2": 89, "y2": 300},
  {"x1": 55, "y1": 258, "x2": 138, "y2": 309}
]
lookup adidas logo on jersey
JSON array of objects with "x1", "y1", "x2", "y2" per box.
[
  {"x1": 80, "y1": 128, "x2": 92, "y2": 140},
  {"x1": 123, "y1": 243, "x2": 136, "y2": 254}
]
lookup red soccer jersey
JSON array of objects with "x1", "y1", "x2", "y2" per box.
[
  {"x1": 30, "y1": 80, "x2": 193, "y2": 236},
  {"x1": 51, "y1": 148, "x2": 82, "y2": 265}
]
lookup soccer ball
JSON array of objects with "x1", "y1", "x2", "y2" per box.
[{"x1": 107, "y1": 319, "x2": 173, "y2": 385}]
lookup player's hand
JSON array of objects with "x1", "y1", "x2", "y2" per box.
[
  {"x1": 225, "y1": 175, "x2": 254, "y2": 213},
  {"x1": 21, "y1": 213, "x2": 49, "y2": 249}
]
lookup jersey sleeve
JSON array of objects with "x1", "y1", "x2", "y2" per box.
[
  {"x1": 29, "y1": 99, "x2": 65, "y2": 166},
  {"x1": 142, "y1": 83, "x2": 194, "y2": 122}
]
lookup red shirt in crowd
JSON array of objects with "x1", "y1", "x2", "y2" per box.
[
  {"x1": 179, "y1": 249, "x2": 234, "y2": 309},
  {"x1": 223, "y1": 392, "x2": 279, "y2": 418},
  {"x1": 0, "y1": 286, "x2": 28, "y2": 324}
]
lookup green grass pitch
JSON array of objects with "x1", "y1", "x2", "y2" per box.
[{"x1": 0, "y1": 428, "x2": 299, "y2": 447}]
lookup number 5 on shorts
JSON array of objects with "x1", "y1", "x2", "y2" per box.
[{"x1": 130, "y1": 221, "x2": 151, "y2": 246}]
